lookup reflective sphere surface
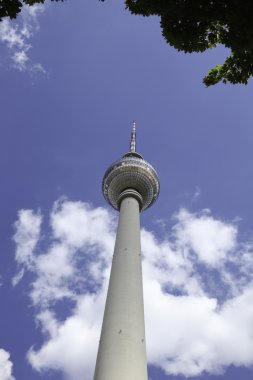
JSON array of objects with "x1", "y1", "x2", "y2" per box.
[{"x1": 102, "y1": 152, "x2": 160, "y2": 211}]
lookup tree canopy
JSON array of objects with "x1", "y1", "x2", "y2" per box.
[
  {"x1": 0, "y1": 0, "x2": 62, "y2": 22},
  {"x1": 2, "y1": 0, "x2": 253, "y2": 86},
  {"x1": 125, "y1": 0, "x2": 253, "y2": 86}
]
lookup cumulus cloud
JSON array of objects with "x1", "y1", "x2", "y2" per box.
[
  {"x1": 0, "y1": 4, "x2": 46, "y2": 73},
  {"x1": 28, "y1": 295, "x2": 105, "y2": 380},
  {"x1": 173, "y1": 208, "x2": 237, "y2": 267},
  {"x1": 13, "y1": 199, "x2": 253, "y2": 379},
  {"x1": 0, "y1": 349, "x2": 15, "y2": 380},
  {"x1": 12, "y1": 209, "x2": 42, "y2": 286},
  {"x1": 13, "y1": 199, "x2": 115, "y2": 305},
  {"x1": 144, "y1": 279, "x2": 253, "y2": 376}
]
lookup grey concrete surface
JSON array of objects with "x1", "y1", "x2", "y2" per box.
[{"x1": 93, "y1": 195, "x2": 147, "y2": 380}]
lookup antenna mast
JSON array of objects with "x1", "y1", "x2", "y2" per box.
[{"x1": 130, "y1": 121, "x2": 136, "y2": 153}]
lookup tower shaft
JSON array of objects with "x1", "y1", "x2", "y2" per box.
[{"x1": 93, "y1": 194, "x2": 147, "y2": 380}]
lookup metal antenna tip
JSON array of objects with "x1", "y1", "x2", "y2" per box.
[{"x1": 130, "y1": 121, "x2": 136, "y2": 152}]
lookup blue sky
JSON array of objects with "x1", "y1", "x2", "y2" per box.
[{"x1": 0, "y1": 1, "x2": 253, "y2": 380}]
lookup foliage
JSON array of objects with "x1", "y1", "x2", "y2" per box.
[
  {"x1": 0, "y1": 0, "x2": 62, "y2": 22},
  {"x1": 124, "y1": 0, "x2": 253, "y2": 86},
  {"x1": 2, "y1": 0, "x2": 253, "y2": 86}
]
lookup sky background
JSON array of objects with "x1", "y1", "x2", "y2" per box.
[{"x1": 1, "y1": 1, "x2": 253, "y2": 380}]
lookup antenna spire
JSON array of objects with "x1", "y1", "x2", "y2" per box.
[{"x1": 130, "y1": 121, "x2": 136, "y2": 152}]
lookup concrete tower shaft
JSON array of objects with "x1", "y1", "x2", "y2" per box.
[
  {"x1": 93, "y1": 196, "x2": 147, "y2": 380},
  {"x1": 93, "y1": 122, "x2": 160, "y2": 380}
]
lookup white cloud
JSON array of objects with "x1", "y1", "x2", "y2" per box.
[
  {"x1": 192, "y1": 186, "x2": 201, "y2": 201},
  {"x1": 12, "y1": 209, "x2": 42, "y2": 286},
  {"x1": 144, "y1": 279, "x2": 253, "y2": 376},
  {"x1": 13, "y1": 199, "x2": 253, "y2": 379},
  {"x1": 12, "y1": 50, "x2": 29, "y2": 71},
  {"x1": 13, "y1": 199, "x2": 114, "y2": 305},
  {"x1": 50, "y1": 199, "x2": 115, "y2": 254},
  {"x1": 28, "y1": 294, "x2": 106, "y2": 380},
  {"x1": 0, "y1": 349, "x2": 15, "y2": 380},
  {"x1": 0, "y1": 4, "x2": 45, "y2": 72},
  {"x1": 141, "y1": 227, "x2": 203, "y2": 296},
  {"x1": 173, "y1": 208, "x2": 237, "y2": 267}
]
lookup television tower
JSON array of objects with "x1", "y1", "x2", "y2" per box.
[{"x1": 93, "y1": 122, "x2": 160, "y2": 380}]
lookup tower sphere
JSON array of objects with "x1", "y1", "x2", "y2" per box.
[{"x1": 102, "y1": 123, "x2": 160, "y2": 211}]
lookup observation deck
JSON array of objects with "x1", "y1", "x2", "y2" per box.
[{"x1": 102, "y1": 123, "x2": 160, "y2": 212}]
